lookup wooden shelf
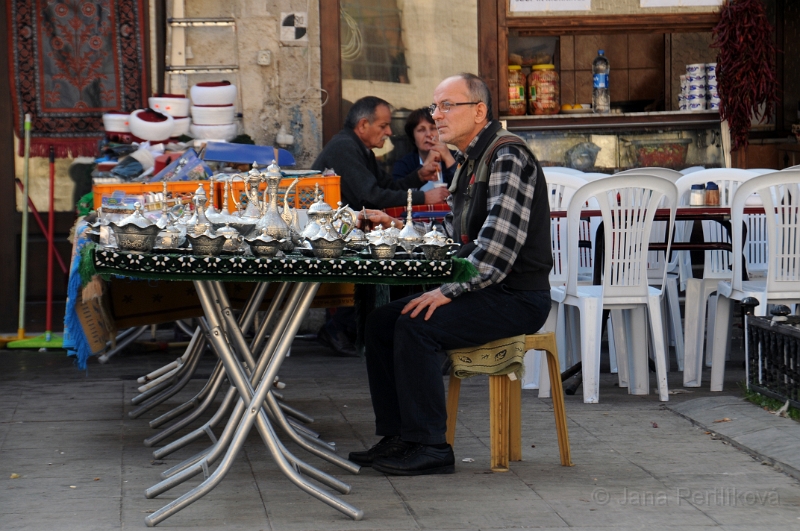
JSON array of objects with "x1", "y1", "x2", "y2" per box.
[{"x1": 502, "y1": 111, "x2": 720, "y2": 132}]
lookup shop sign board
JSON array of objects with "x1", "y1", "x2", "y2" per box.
[
  {"x1": 640, "y1": 0, "x2": 722, "y2": 6},
  {"x1": 510, "y1": 0, "x2": 591, "y2": 12}
]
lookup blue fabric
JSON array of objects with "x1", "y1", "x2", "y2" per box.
[
  {"x1": 391, "y1": 151, "x2": 457, "y2": 186},
  {"x1": 63, "y1": 223, "x2": 93, "y2": 369}
]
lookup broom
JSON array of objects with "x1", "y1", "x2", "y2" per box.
[
  {"x1": 8, "y1": 142, "x2": 63, "y2": 349},
  {"x1": 1, "y1": 115, "x2": 34, "y2": 347}
]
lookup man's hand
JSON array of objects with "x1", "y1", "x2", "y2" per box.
[
  {"x1": 357, "y1": 209, "x2": 402, "y2": 230},
  {"x1": 418, "y1": 151, "x2": 442, "y2": 181},
  {"x1": 424, "y1": 187, "x2": 449, "y2": 204},
  {"x1": 401, "y1": 288, "x2": 451, "y2": 320}
]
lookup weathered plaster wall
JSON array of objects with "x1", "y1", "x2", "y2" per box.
[
  {"x1": 181, "y1": 0, "x2": 323, "y2": 166},
  {"x1": 341, "y1": 1, "x2": 479, "y2": 113}
]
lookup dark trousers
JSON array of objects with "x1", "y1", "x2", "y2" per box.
[{"x1": 364, "y1": 284, "x2": 551, "y2": 445}]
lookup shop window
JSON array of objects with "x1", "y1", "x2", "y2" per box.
[{"x1": 340, "y1": 0, "x2": 409, "y2": 84}]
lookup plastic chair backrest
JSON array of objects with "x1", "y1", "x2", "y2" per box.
[
  {"x1": 546, "y1": 173, "x2": 587, "y2": 285},
  {"x1": 565, "y1": 175, "x2": 678, "y2": 299},
  {"x1": 681, "y1": 166, "x2": 705, "y2": 175},
  {"x1": 674, "y1": 169, "x2": 759, "y2": 282},
  {"x1": 614, "y1": 169, "x2": 681, "y2": 279},
  {"x1": 749, "y1": 168, "x2": 778, "y2": 175},
  {"x1": 729, "y1": 170, "x2": 800, "y2": 294},
  {"x1": 544, "y1": 167, "x2": 585, "y2": 176},
  {"x1": 616, "y1": 167, "x2": 682, "y2": 183}
]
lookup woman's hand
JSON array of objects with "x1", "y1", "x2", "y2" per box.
[
  {"x1": 418, "y1": 151, "x2": 442, "y2": 181},
  {"x1": 430, "y1": 140, "x2": 456, "y2": 170},
  {"x1": 401, "y1": 288, "x2": 451, "y2": 320}
]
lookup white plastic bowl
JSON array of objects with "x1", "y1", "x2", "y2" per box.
[
  {"x1": 129, "y1": 109, "x2": 175, "y2": 142},
  {"x1": 102, "y1": 113, "x2": 131, "y2": 133},
  {"x1": 149, "y1": 96, "x2": 190, "y2": 118},
  {"x1": 190, "y1": 105, "x2": 235, "y2": 125},
  {"x1": 190, "y1": 123, "x2": 237, "y2": 141},
  {"x1": 171, "y1": 117, "x2": 191, "y2": 137},
  {"x1": 190, "y1": 83, "x2": 237, "y2": 106}
]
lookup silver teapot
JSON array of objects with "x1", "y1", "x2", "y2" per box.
[{"x1": 109, "y1": 202, "x2": 161, "y2": 252}]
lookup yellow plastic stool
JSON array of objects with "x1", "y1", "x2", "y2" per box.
[{"x1": 446, "y1": 331, "x2": 573, "y2": 472}]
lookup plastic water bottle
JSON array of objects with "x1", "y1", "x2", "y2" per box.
[{"x1": 592, "y1": 50, "x2": 610, "y2": 114}]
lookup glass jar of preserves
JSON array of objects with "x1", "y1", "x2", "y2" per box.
[
  {"x1": 528, "y1": 64, "x2": 560, "y2": 115},
  {"x1": 507, "y1": 65, "x2": 526, "y2": 116}
]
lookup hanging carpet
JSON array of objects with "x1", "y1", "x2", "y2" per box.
[{"x1": 7, "y1": 0, "x2": 148, "y2": 158}]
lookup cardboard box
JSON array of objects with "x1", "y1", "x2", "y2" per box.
[{"x1": 76, "y1": 294, "x2": 114, "y2": 355}]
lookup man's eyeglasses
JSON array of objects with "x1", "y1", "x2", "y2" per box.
[{"x1": 428, "y1": 101, "x2": 481, "y2": 115}]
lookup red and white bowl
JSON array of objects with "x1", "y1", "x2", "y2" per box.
[
  {"x1": 190, "y1": 104, "x2": 235, "y2": 125},
  {"x1": 102, "y1": 112, "x2": 131, "y2": 133},
  {"x1": 189, "y1": 123, "x2": 237, "y2": 141},
  {"x1": 129, "y1": 109, "x2": 175, "y2": 142},
  {"x1": 149, "y1": 95, "x2": 190, "y2": 117},
  {"x1": 171, "y1": 116, "x2": 192, "y2": 137},
  {"x1": 190, "y1": 81, "x2": 237, "y2": 106}
]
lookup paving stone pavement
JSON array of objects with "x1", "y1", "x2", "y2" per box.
[{"x1": 0, "y1": 339, "x2": 798, "y2": 531}]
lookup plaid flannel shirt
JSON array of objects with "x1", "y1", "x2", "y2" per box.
[{"x1": 439, "y1": 124, "x2": 538, "y2": 298}]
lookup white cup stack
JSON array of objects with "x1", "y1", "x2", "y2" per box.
[
  {"x1": 679, "y1": 74, "x2": 688, "y2": 111},
  {"x1": 685, "y1": 64, "x2": 707, "y2": 112},
  {"x1": 189, "y1": 82, "x2": 239, "y2": 142},
  {"x1": 705, "y1": 63, "x2": 719, "y2": 112}
]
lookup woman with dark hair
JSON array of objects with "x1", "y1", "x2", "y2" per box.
[{"x1": 392, "y1": 107, "x2": 457, "y2": 188}]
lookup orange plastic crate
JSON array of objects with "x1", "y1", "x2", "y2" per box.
[
  {"x1": 215, "y1": 175, "x2": 341, "y2": 213},
  {"x1": 92, "y1": 181, "x2": 209, "y2": 210}
]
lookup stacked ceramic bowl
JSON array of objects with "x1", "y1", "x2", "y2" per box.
[
  {"x1": 129, "y1": 109, "x2": 175, "y2": 143},
  {"x1": 102, "y1": 112, "x2": 133, "y2": 143},
  {"x1": 149, "y1": 94, "x2": 191, "y2": 138},
  {"x1": 189, "y1": 81, "x2": 238, "y2": 142},
  {"x1": 705, "y1": 63, "x2": 720, "y2": 112},
  {"x1": 684, "y1": 64, "x2": 707, "y2": 112}
]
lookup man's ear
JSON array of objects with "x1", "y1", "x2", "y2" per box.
[
  {"x1": 355, "y1": 117, "x2": 370, "y2": 133},
  {"x1": 474, "y1": 102, "x2": 488, "y2": 124}
]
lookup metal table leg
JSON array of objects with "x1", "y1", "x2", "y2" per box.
[
  {"x1": 144, "y1": 281, "x2": 363, "y2": 526},
  {"x1": 150, "y1": 283, "x2": 291, "y2": 460}
]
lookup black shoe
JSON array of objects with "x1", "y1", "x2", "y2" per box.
[
  {"x1": 317, "y1": 327, "x2": 359, "y2": 357},
  {"x1": 372, "y1": 443, "x2": 455, "y2": 476},
  {"x1": 348, "y1": 435, "x2": 411, "y2": 467}
]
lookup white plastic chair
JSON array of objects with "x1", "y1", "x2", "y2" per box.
[
  {"x1": 709, "y1": 171, "x2": 800, "y2": 391},
  {"x1": 674, "y1": 169, "x2": 759, "y2": 387},
  {"x1": 681, "y1": 166, "x2": 706, "y2": 175},
  {"x1": 543, "y1": 166, "x2": 585, "y2": 176},
  {"x1": 551, "y1": 175, "x2": 678, "y2": 403},
  {"x1": 617, "y1": 167, "x2": 683, "y2": 181},
  {"x1": 609, "y1": 168, "x2": 684, "y2": 371},
  {"x1": 523, "y1": 173, "x2": 587, "y2": 394}
]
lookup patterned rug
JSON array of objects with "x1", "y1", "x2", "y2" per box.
[{"x1": 7, "y1": 0, "x2": 148, "y2": 157}]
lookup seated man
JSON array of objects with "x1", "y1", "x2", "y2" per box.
[
  {"x1": 350, "y1": 73, "x2": 553, "y2": 476},
  {"x1": 311, "y1": 96, "x2": 449, "y2": 357}
]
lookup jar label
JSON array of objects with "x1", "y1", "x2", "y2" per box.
[
  {"x1": 593, "y1": 73, "x2": 608, "y2": 89},
  {"x1": 509, "y1": 86, "x2": 525, "y2": 104},
  {"x1": 529, "y1": 86, "x2": 537, "y2": 101}
]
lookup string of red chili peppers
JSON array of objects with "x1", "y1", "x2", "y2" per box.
[{"x1": 711, "y1": 0, "x2": 779, "y2": 152}]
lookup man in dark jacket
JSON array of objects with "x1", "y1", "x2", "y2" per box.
[
  {"x1": 349, "y1": 74, "x2": 553, "y2": 476},
  {"x1": 311, "y1": 96, "x2": 450, "y2": 356}
]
